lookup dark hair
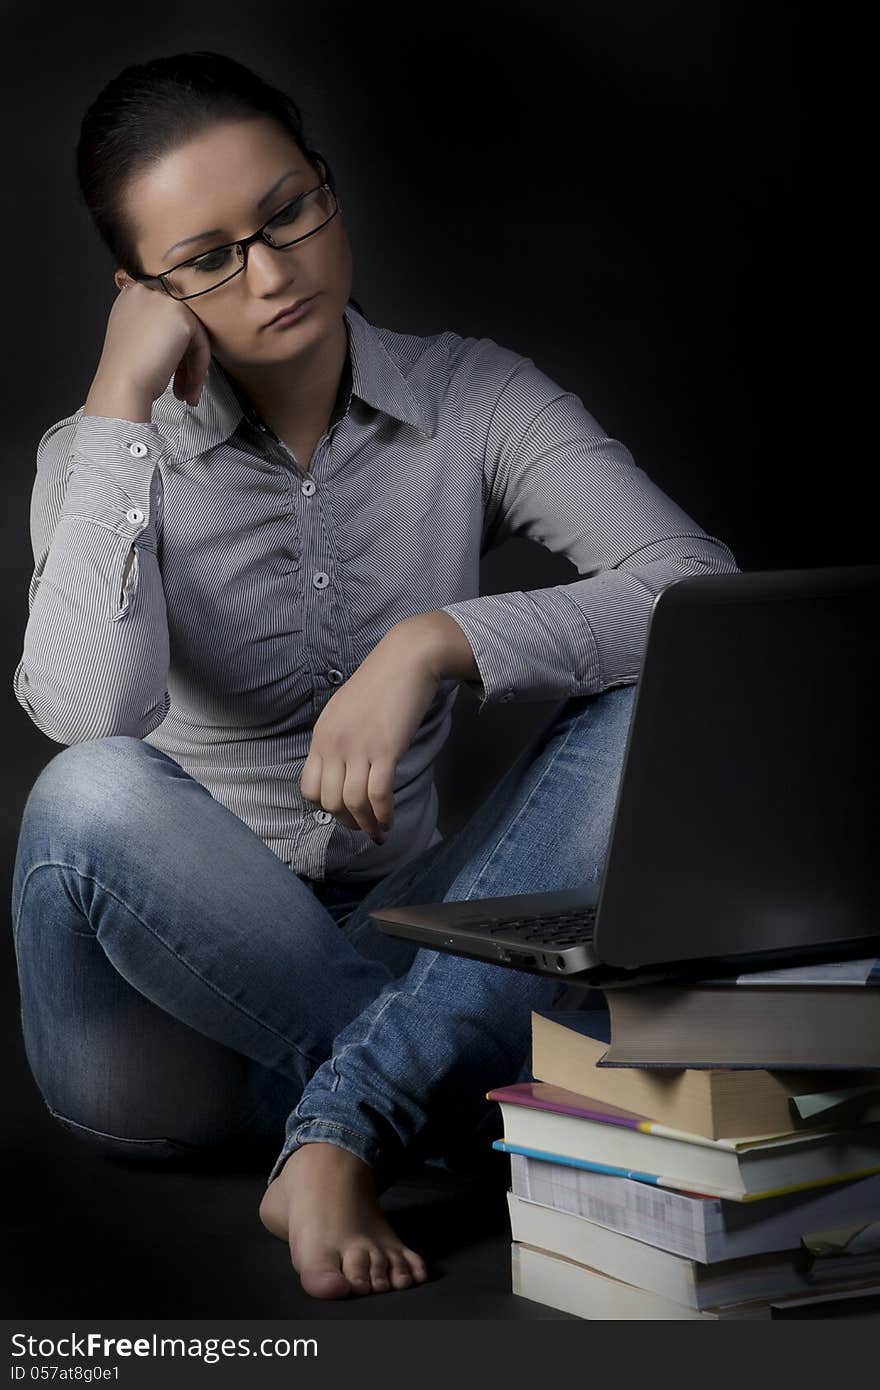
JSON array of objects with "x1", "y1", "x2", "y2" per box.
[{"x1": 75, "y1": 49, "x2": 366, "y2": 316}]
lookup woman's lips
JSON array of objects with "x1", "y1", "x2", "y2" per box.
[{"x1": 264, "y1": 294, "x2": 318, "y2": 328}]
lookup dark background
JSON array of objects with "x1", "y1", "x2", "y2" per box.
[{"x1": 5, "y1": 0, "x2": 874, "y2": 1324}]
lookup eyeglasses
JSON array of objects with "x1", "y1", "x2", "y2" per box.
[{"x1": 130, "y1": 182, "x2": 341, "y2": 300}]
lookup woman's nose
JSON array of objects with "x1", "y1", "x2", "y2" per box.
[{"x1": 244, "y1": 239, "x2": 298, "y2": 291}]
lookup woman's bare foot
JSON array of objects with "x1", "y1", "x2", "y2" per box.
[{"x1": 258, "y1": 1141, "x2": 429, "y2": 1299}]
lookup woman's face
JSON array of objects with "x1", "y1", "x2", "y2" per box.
[{"x1": 115, "y1": 115, "x2": 354, "y2": 367}]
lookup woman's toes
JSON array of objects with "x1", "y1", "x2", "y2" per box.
[
  {"x1": 341, "y1": 1244, "x2": 374, "y2": 1295},
  {"x1": 296, "y1": 1260, "x2": 351, "y2": 1301},
  {"x1": 387, "y1": 1253, "x2": 413, "y2": 1289},
  {"x1": 369, "y1": 1248, "x2": 391, "y2": 1293},
  {"x1": 402, "y1": 1246, "x2": 429, "y2": 1283}
]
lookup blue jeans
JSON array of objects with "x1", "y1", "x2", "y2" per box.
[{"x1": 10, "y1": 682, "x2": 637, "y2": 1193}]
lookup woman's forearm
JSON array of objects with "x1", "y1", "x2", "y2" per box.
[{"x1": 387, "y1": 611, "x2": 480, "y2": 684}]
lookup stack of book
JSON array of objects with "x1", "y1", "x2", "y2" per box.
[{"x1": 488, "y1": 956, "x2": 880, "y2": 1319}]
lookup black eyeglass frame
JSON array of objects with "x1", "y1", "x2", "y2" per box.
[{"x1": 128, "y1": 181, "x2": 342, "y2": 300}]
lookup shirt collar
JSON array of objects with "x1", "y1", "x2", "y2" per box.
[{"x1": 174, "y1": 302, "x2": 434, "y2": 460}]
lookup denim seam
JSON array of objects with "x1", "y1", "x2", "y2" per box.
[
  {"x1": 44, "y1": 1101, "x2": 192, "y2": 1149},
  {"x1": 291, "y1": 1118, "x2": 376, "y2": 1145},
  {"x1": 270, "y1": 1121, "x2": 383, "y2": 1175},
  {"x1": 268, "y1": 1124, "x2": 384, "y2": 1187},
  {"x1": 14, "y1": 859, "x2": 322, "y2": 1071},
  {"x1": 320, "y1": 948, "x2": 437, "y2": 1098},
  {"x1": 451, "y1": 708, "x2": 583, "y2": 903}
]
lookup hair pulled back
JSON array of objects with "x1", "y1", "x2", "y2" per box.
[{"x1": 76, "y1": 49, "x2": 365, "y2": 315}]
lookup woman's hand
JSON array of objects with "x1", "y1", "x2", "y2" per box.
[
  {"x1": 86, "y1": 280, "x2": 214, "y2": 413},
  {"x1": 299, "y1": 620, "x2": 443, "y2": 840}
]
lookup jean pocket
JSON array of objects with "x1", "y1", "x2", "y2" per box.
[{"x1": 47, "y1": 1106, "x2": 201, "y2": 1163}]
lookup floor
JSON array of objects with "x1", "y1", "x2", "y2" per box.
[
  {"x1": 3, "y1": 1099, "x2": 562, "y2": 1318},
  {"x1": 0, "y1": 945, "x2": 566, "y2": 1320},
  {"x1": 5, "y1": 1015, "x2": 880, "y2": 1321},
  {"x1": 4, "y1": 824, "x2": 879, "y2": 1321}
]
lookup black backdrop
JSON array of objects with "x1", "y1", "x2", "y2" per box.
[
  {"x1": 5, "y1": 2, "x2": 861, "y2": 853},
  {"x1": 4, "y1": 0, "x2": 872, "y2": 1325}
]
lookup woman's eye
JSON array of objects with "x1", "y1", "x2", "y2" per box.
[
  {"x1": 191, "y1": 250, "x2": 232, "y2": 273},
  {"x1": 269, "y1": 200, "x2": 303, "y2": 226}
]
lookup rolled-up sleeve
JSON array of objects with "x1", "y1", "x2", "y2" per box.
[
  {"x1": 12, "y1": 410, "x2": 172, "y2": 744},
  {"x1": 440, "y1": 354, "x2": 741, "y2": 713}
]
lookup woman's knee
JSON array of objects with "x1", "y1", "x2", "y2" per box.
[
  {"x1": 24, "y1": 737, "x2": 176, "y2": 827},
  {"x1": 14, "y1": 737, "x2": 188, "y2": 882},
  {"x1": 12, "y1": 738, "x2": 150, "y2": 930}
]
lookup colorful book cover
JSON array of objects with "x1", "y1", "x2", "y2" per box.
[
  {"x1": 486, "y1": 1080, "x2": 822, "y2": 1149},
  {"x1": 492, "y1": 1138, "x2": 720, "y2": 1198},
  {"x1": 491, "y1": 1139, "x2": 880, "y2": 1204}
]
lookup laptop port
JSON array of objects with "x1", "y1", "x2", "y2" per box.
[
  {"x1": 516, "y1": 953, "x2": 536, "y2": 966},
  {"x1": 556, "y1": 956, "x2": 566, "y2": 969}
]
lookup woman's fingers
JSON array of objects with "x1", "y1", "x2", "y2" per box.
[
  {"x1": 341, "y1": 758, "x2": 385, "y2": 839},
  {"x1": 367, "y1": 759, "x2": 395, "y2": 832},
  {"x1": 320, "y1": 758, "x2": 378, "y2": 837},
  {"x1": 179, "y1": 338, "x2": 208, "y2": 406},
  {"x1": 172, "y1": 363, "x2": 187, "y2": 401},
  {"x1": 319, "y1": 759, "x2": 347, "y2": 823},
  {"x1": 300, "y1": 752, "x2": 322, "y2": 808},
  {"x1": 190, "y1": 332, "x2": 212, "y2": 401},
  {"x1": 307, "y1": 759, "x2": 389, "y2": 840},
  {"x1": 302, "y1": 752, "x2": 395, "y2": 840}
]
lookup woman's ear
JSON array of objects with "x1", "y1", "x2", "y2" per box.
[{"x1": 115, "y1": 270, "x2": 134, "y2": 292}]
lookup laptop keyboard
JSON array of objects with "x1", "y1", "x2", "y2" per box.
[{"x1": 481, "y1": 907, "x2": 597, "y2": 948}]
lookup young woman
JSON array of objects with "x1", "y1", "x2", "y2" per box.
[{"x1": 10, "y1": 51, "x2": 740, "y2": 1301}]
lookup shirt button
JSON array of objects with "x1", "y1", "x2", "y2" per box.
[
  {"x1": 500, "y1": 690, "x2": 514, "y2": 703},
  {"x1": 125, "y1": 508, "x2": 145, "y2": 525},
  {"x1": 313, "y1": 809, "x2": 333, "y2": 824},
  {"x1": 327, "y1": 669, "x2": 344, "y2": 685},
  {"x1": 312, "y1": 571, "x2": 330, "y2": 589},
  {"x1": 301, "y1": 478, "x2": 316, "y2": 496},
  {"x1": 128, "y1": 441, "x2": 149, "y2": 458}
]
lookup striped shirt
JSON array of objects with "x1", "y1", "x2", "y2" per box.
[{"x1": 12, "y1": 303, "x2": 740, "y2": 882}]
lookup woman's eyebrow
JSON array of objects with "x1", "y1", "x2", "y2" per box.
[{"x1": 161, "y1": 169, "x2": 304, "y2": 261}]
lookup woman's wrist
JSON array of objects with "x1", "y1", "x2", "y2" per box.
[
  {"x1": 83, "y1": 373, "x2": 154, "y2": 423},
  {"x1": 386, "y1": 612, "x2": 479, "y2": 684}
]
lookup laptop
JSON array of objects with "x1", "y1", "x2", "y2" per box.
[{"x1": 370, "y1": 564, "x2": 880, "y2": 987}]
